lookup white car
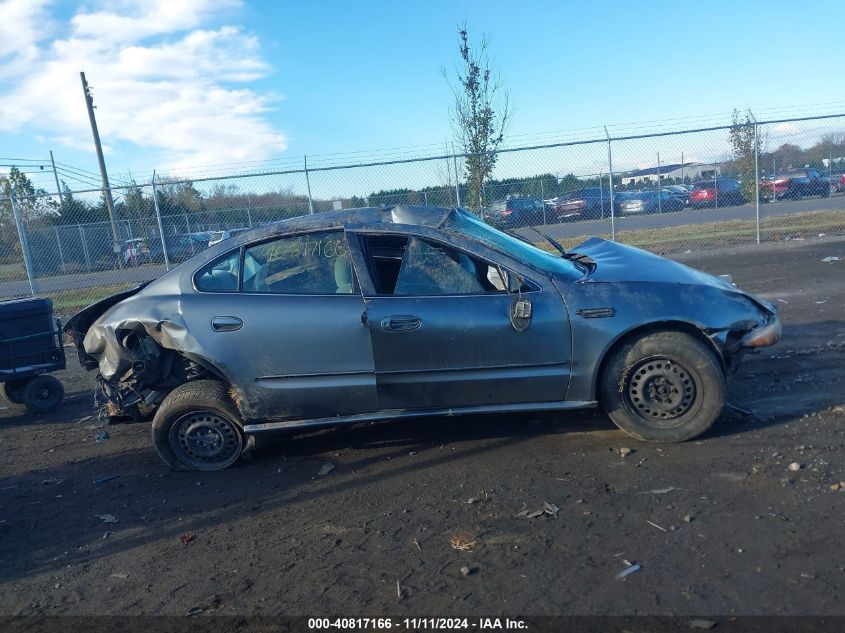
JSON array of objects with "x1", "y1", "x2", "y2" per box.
[{"x1": 208, "y1": 228, "x2": 251, "y2": 248}]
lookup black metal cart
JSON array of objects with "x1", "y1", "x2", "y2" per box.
[{"x1": 0, "y1": 297, "x2": 66, "y2": 413}]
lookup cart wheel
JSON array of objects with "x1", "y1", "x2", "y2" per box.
[
  {"x1": 3, "y1": 379, "x2": 28, "y2": 404},
  {"x1": 22, "y1": 375, "x2": 64, "y2": 413}
]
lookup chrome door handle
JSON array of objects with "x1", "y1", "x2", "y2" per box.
[
  {"x1": 211, "y1": 316, "x2": 243, "y2": 332},
  {"x1": 380, "y1": 315, "x2": 422, "y2": 332}
]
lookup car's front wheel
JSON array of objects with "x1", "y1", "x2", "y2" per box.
[
  {"x1": 152, "y1": 380, "x2": 245, "y2": 471},
  {"x1": 600, "y1": 331, "x2": 725, "y2": 442}
]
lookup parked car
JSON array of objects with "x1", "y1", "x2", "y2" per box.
[
  {"x1": 838, "y1": 174, "x2": 845, "y2": 193},
  {"x1": 151, "y1": 233, "x2": 210, "y2": 264},
  {"x1": 664, "y1": 185, "x2": 691, "y2": 206},
  {"x1": 66, "y1": 205, "x2": 781, "y2": 471},
  {"x1": 208, "y1": 228, "x2": 251, "y2": 248},
  {"x1": 123, "y1": 238, "x2": 151, "y2": 265},
  {"x1": 487, "y1": 197, "x2": 545, "y2": 227},
  {"x1": 616, "y1": 190, "x2": 685, "y2": 214},
  {"x1": 761, "y1": 168, "x2": 831, "y2": 201},
  {"x1": 555, "y1": 188, "x2": 612, "y2": 220},
  {"x1": 690, "y1": 178, "x2": 745, "y2": 208}
]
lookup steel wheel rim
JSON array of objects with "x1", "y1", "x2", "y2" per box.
[
  {"x1": 624, "y1": 356, "x2": 699, "y2": 429},
  {"x1": 169, "y1": 411, "x2": 242, "y2": 469}
]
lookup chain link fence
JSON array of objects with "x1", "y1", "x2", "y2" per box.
[{"x1": 2, "y1": 112, "x2": 845, "y2": 316}]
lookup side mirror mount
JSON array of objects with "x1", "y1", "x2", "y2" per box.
[{"x1": 507, "y1": 273, "x2": 524, "y2": 294}]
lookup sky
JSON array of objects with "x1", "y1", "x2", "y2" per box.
[{"x1": 1, "y1": 0, "x2": 844, "y2": 196}]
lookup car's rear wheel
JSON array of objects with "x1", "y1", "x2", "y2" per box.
[
  {"x1": 600, "y1": 331, "x2": 725, "y2": 442},
  {"x1": 22, "y1": 375, "x2": 64, "y2": 413},
  {"x1": 3, "y1": 379, "x2": 28, "y2": 404},
  {"x1": 152, "y1": 380, "x2": 244, "y2": 471}
]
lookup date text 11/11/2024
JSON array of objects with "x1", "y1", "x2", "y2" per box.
[{"x1": 307, "y1": 618, "x2": 528, "y2": 630}]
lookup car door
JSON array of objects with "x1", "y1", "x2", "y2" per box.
[
  {"x1": 352, "y1": 232, "x2": 572, "y2": 411},
  {"x1": 182, "y1": 230, "x2": 377, "y2": 422}
]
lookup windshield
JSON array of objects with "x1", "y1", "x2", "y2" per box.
[{"x1": 445, "y1": 210, "x2": 584, "y2": 280}]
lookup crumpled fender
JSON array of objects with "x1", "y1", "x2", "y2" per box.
[{"x1": 82, "y1": 295, "x2": 194, "y2": 380}]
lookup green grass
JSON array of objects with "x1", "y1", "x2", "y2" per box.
[
  {"x1": 0, "y1": 261, "x2": 26, "y2": 282},
  {"x1": 547, "y1": 209, "x2": 845, "y2": 253},
  {"x1": 47, "y1": 283, "x2": 136, "y2": 316}
]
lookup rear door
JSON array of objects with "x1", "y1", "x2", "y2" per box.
[
  {"x1": 353, "y1": 232, "x2": 572, "y2": 411},
  {"x1": 182, "y1": 230, "x2": 377, "y2": 422}
]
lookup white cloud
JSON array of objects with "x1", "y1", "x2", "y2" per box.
[
  {"x1": 0, "y1": 0, "x2": 286, "y2": 172},
  {"x1": 0, "y1": 0, "x2": 54, "y2": 75}
]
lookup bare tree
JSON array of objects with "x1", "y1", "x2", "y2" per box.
[{"x1": 444, "y1": 25, "x2": 511, "y2": 210}]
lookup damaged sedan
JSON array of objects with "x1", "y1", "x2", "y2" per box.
[{"x1": 65, "y1": 206, "x2": 781, "y2": 470}]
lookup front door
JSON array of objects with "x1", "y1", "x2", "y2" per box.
[
  {"x1": 354, "y1": 233, "x2": 571, "y2": 411},
  {"x1": 183, "y1": 230, "x2": 376, "y2": 422}
]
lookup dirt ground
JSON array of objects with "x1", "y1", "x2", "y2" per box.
[{"x1": 1, "y1": 236, "x2": 844, "y2": 618}]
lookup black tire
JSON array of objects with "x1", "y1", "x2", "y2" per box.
[
  {"x1": 151, "y1": 380, "x2": 244, "y2": 471},
  {"x1": 3, "y1": 379, "x2": 28, "y2": 404},
  {"x1": 599, "y1": 331, "x2": 725, "y2": 442},
  {"x1": 22, "y1": 375, "x2": 64, "y2": 413}
]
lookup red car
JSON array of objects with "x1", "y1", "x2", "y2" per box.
[
  {"x1": 689, "y1": 178, "x2": 745, "y2": 208},
  {"x1": 761, "y1": 168, "x2": 831, "y2": 201}
]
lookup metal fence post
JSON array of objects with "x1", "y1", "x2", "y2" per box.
[
  {"x1": 657, "y1": 151, "x2": 662, "y2": 213},
  {"x1": 754, "y1": 136, "x2": 761, "y2": 244},
  {"x1": 53, "y1": 225, "x2": 66, "y2": 273},
  {"x1": 10, "y1": 187, "x2": 36, "y2": 296},
  {"x1": 713, "y1": 163, "x2": 718, "y2": 209},
  {"x1": 151, "y1": 171, "x2": 171, "y2": 271},
  {"x1": 78, "y1": 224, "x2": 91, "y2": 272},
  {"x1": 451, "y1": 144, "x2": 462, "y2": 207},
  {"x1": 540, "y1": 178, "x2": 546, "y2": 225},
  {"x1": 304, "y1": 156, "x2": 315, "y2": 214},
  {"x1": 604, "y1": 126, "x2": 616, "y2": 241}
]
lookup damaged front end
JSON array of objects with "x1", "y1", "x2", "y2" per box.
[{"x1": 64, "y1": 284, "x2": 217, "y2": 422}]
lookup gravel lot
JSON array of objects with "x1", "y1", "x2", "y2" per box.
[{"x1": 1, "y1": 236, "x2": 843, "y2": 618}]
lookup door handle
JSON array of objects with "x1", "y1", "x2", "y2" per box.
[
  {"x1": 380, "y1": 315, "x2": 422, "y2": 332},
  {"x1": 211, "y1": 316, "x2": 243, "y2": 332}
]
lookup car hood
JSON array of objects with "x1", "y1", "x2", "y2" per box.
[{"x1": 570, "y1": 237, "x2": 774, "y2": 311}]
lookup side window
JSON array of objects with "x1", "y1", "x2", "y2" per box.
[
  {"x1": 242, "y1": 231, "x2": 354, "y2": 295},
  {"x1": 362, "y1": 234, "x2": 507, "y2": 296},
  {"x1": 194, "y1": 249, "x2": 240, "y2": 292}
]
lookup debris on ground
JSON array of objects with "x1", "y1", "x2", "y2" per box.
[
  {"x1": 648, "y1": 487, "x2": 677, "y2": 495},
  {"x1": 449, "y1": 534, "x2": 477, "y2": 551},
  {"x1": 109, "y1": 573, "x2": 128, "y2": 579},
  {"x1": 460, "y1": 566, "x2": 471, "y2": 576},
  {"x1": 788, "y1": 462, "x2": 802, "y2": 472},
  {"x1": 618, "y1": 447, "x2": 633, "y2": 456},
  {"x1": 466, "y1": 497, "x2": 479, "y2": 504},
  {"x1": 97, "y1": 514, "x2": 118, "y2": 524},
  {"x1": 396, "y1": 579, "x2": 402, "y2": 600},
  {"x1": 517, "y1": 502, "x2": 560, "y2": 519},
  {"x1": 317, "y1": 462, "x2": 335, "y2": 476},
  {"x1": 94, "y1": 431, "x2": 110, "y2": 443},
  {"x1": 186, "y1": 607, "x2": 205, "y2": 616},
  {"x1": 647, "y1": 520, "x2": 667, "y2": 532},
  {"x1": 821, "y1": 256, "x2": 841, "y2": 262},
  {"x1": 689, "y1": 620, "x2": 717, "y2": 630},
  {"x1": 615, "y1": 562, "x2": 641, "y2": 580},
  {"x1": 41, "y1": 478, "x2": 63, "y2": 485},
  {"x1": 683, "y1": 514, "x2": 694, "y2": 523},
  {"x1": 180, "y1": 533, "x2": 195, "y2": 544},
  {"x1": 93, "y1": 474, "x2": 120, "y2": 485},
  {"x1": 102, "y1": 531, "x2": 114, "y2": 540}
]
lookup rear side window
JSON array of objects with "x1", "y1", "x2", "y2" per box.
[
  {"x1": 195, "y1": 249, "x2": 240, "y2": 292},
  {"x1": 242, "y1": 231, "x2": 353, "y2": 295}
]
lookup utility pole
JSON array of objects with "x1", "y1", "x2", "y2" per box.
[
  {"x1": 80, "y1": 71, "x2": 121, "y2": 266},
  {"x1": 49, "y1": 151, "x2": 63, "y2": 203}
]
